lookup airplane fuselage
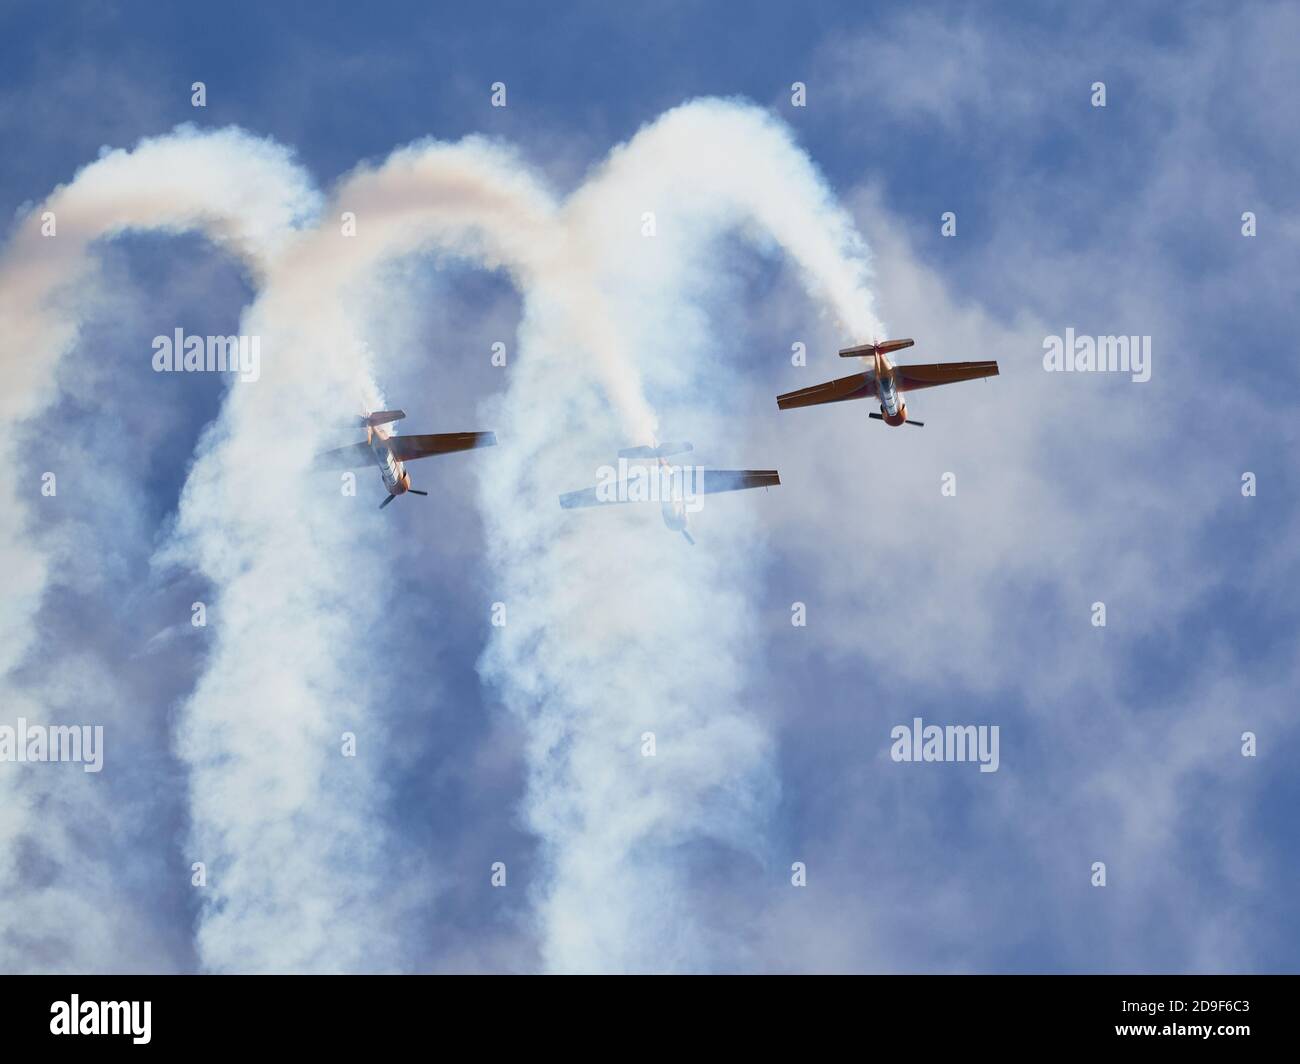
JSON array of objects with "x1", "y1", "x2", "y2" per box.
[
  {"x1": 655, "y1": 456, "x2": 692, "y2": 538},
  {"x1": 874, "y1": 353, "x2": 909, "y2": 426},
  {"x1": 366, "y1": 424, "x2": 411, "y2": 496}
]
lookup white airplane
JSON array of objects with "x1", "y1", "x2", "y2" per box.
[
  {"x1": 559, "y1": 442, "x2": 779, "y2": 544},
  {"x1": 317, "y1": 409, "x2": 496, "y2": 509}
]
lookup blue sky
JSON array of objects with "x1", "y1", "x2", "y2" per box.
[{"x1": 0, "y1": 1, "x2": 1296, "y2": 973}]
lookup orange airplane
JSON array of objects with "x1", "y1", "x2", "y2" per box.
[
  {"x1": 777, "y1": 339, "x2": 998, "y2": 426},
  {"x1": 317, "y1": 410, "x2": 496, "y2": 509}
]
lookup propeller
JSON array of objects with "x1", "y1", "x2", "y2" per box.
[
  {"x1": 379, "y1": 488, "x2": 428, "y2": 510},
  {"x1": 868, "y1": 411, "x2": 925, "y2": 427}
]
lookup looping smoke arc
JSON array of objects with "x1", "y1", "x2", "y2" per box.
[
  {"x1": 0, "y1": 99, "x2": 879, "y2": 972},
  {"x1": 477, "y1": 99, "x2": 882, "y2": 972}
]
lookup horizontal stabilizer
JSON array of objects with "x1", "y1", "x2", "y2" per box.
[
  {"x1": 840, "y1": 338, "x2": 914, "y2": 358},
  {"x1": 388, "y1": 431, "x2": 497, "y2": 462},
  {"x1": 362, "y1": 409, "x2": 406, "y2": 427},
  {"x1": 617, "y1": 441, "x2": 694, "y2": 460}
]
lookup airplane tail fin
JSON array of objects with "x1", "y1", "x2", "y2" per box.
[
  {"x1": 618, "y1": 441, "x2": 693, "y2": 460},
  {"x1": 362, "y1": 409, "x2": 406, "y2": 428},
  {"x1": 839, "y1": 338, "x2": 914, "y2": 358}
]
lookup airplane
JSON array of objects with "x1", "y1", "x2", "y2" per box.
[
  {"x1": 777, "y1": 339, "x2": 998, "y2": 426},
  {"x1": 559, "y1": 442, "x2": 779, "y2": 544},
  {"x1": 317, "y1": 409, "x2": 496, "y2": 509}
]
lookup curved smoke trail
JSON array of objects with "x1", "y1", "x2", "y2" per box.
[
  {"x1": 1, "y1": 99, "x2": 880, "y2": 973},
  {"x1": 161, "y1": 136, "x2": 571, "y2": 971},
  {"x1": 168, "y1": 131, "x2": 680, "y2": 970},
  {"x1": 478, "y1": 99, "x2": 881, "y2": 972},
  {"x1": 0, "y1": 127, "x2": 316, "y2": 970}
]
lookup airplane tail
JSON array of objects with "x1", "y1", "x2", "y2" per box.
[
  {"x1": 362, "y1": 409, "x2": 406, "y2": 428},
  {"x1": 839, "y1": 338, "x2": 914, "y2": 358}
]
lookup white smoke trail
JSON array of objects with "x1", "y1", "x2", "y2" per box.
[
  {"x1": 0, "y1": 127, "x2": 662, "y2": 973},
  {"x1": 567, "y1": 99, "x2": 885, "y2": 342},
  {"x1": 478, "y1": 99, "x2": 881, "y2": 971},
  {"x1": 161, "y1": 135, "x2": 613, "y2": 971},
  {"x1": 0, "y1": 100, "x2": 880, "y2": 973},
  {"x1": 0, "y1": 127, "x2": 317, "y2": 970},
  {"x1": 175, "y1": 105, "x2": 865, "y2": 971},
  {"x1": 0, "y1": 127, "x2": 315, "y2": 675}
]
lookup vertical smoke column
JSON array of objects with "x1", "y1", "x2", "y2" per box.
[
  {"x1": 477, "y1": 100, "x2": 882, "y2": 971},
  {"x1": 0, "y1": 128, "x2": 316, "y2": 971},
  {"x1": 163, "y1": 136, "x2": 638, "y2": 970}
]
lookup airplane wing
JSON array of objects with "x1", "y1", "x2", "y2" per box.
[
  {"x1": 314, "y1": 442, "x2": 373, "y2": 470},
  {"x1": 895, "y1": 361, "x2": 999, "y2": 391},
  {"x1": 701, "y1": 469, "x2": 780, "y2": 494},
  {"x1": 559, "y1": 469, "x2": 779, "y2": 509},
  {"x1": 558, "y1": 486, "x2": 608, "y2": 510},
  {"x1": 387, "y1": 431, "x2": 497, "y2": 462},
  {"x1": 777, "y1": 372, "x2": 873, "y2": 410}
]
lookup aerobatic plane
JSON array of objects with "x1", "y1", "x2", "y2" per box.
[
  {"x1": 559, "y1": 442, "x2": 779, "y2": 544},
  {"x1": 777, "y1": 339, "x2": 998, "y2": 426},
  {"x1": 317, "y1": 409, "x2": 496, "y2": 509}
]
